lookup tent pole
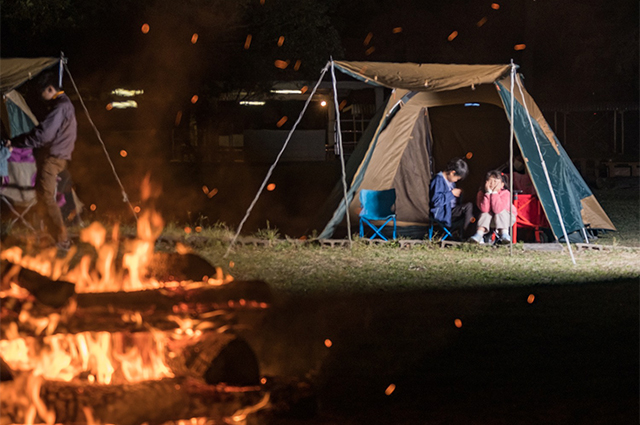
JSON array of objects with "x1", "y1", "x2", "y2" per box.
[
  {"x1": 581, "y1": 227, "x2": 589, "y2": 244},
  {"x1": 331, "y1": 59, "x2": 352, "y2": 246},
  {"x1": 508, "y1": 61, "x2": 516, "y2": 255},
  {"x1": 59, "y1": 52, "x2": 65, "y2": 88},
  {"x1": 514, "y1": 76, "x2": 576, "y2": 265}
]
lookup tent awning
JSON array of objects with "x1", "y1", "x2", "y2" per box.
[
  {"x1": 0, "y1": 57, "x2": 59, "y2": 94},
  {"x1": 333, "y1": 61, "x2": 512, "y2": 92}
]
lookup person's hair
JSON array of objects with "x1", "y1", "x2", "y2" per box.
[
  {"x1": 36, "y1": 72, "x2": 60, "y2": 93},
  {"x1": 445, "y1": 157, "x2": 469, "y2": 180},
  {"x1": 485, "y1": 169, "x2": 509, "y2": 187}
]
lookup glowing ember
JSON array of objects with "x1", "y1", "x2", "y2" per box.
[
  {"x1": 491, "y1": 3, "x2": 500, "y2": 10},
  {"x1": 120, "y1": 150, "x2": 128, "y2": 157},
  {"x1": 244, "y1": 34, "x2": 252, "y2": 50},
  {"x1": 448, "y1": 31, "x2": 458, "y2": 41},
  {"x1": 90, "y1": 204, "x2": 97, "y2": 211},
  {"x1": 324, "y1": 339, "x2": 332, "y2": 348},
  {"x1": 293, "y1": 60, "x2": 301, "y2": 71},
  {"x1": 266, "y1": 183, "x2": 276, "y2": 191},
  {"x1": 276, "y1": 116, "x2": 288, "y2": 127},
  {"x1": 466, "y1": 151, "x2": 473, "y2": 159},
  {"x1": 141, "y1": 23, "x2": 150, "y2": 34},
  {"x1": 385, "y1": 384, "x2": 396, "y2": 395},
  {"x1": 274, "y1": 60, "x2": 289, "y2": 69},
  {"x1": 191, "y1": 95, "x2": 199, "y2": 104},
  {"x1": 363, "y1": 32, "x2": 373, "y2": 46},
  {"x1": 277, "y1": 36, "x2": 285, "y2": 47},
  {"x1": 191, "y1": 33, "x2": 199, "y2": 44},
  {"x1": 392, "y1": 27, "x2": 403, "y2": 34},
  {"x1": 105, "y1": 103, "x2": 113, "y2": 111},
  {"x1": 365, "y1": 46, "x2": 375, "y2": 56},
  {"x1": 477, "y1": 17, "x2": 488, "y2": 27},
  {"x1": 454, "y1": 318, "x2": 463, "y2": 328},
  {"x1": 300, "y1": 86, "x2": 308, "y2": 94},
  {"x1": 527, "y1": 294, "x2": 535, "y2": 304},
  {"x1": 514, "y1": 44, "x2": 526, "y2": 51},
  {"x1": 175, "y1": 110, "x2": 183, "y2": 126}
]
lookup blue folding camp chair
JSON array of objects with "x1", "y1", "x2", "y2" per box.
[
  {"x1": 428, "y1": 213, "x2": 453, "y2": 241},
  {"x1": 359, "y1": 189, "x2": 397, "y2": 241}
]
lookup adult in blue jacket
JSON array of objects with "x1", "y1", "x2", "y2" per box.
[
  {"x1": 429, "y1": 157, "x2": 473, "y2": 238},
  {"x1": 9, "y1": 72, "x2": 77, "y2": 250}
]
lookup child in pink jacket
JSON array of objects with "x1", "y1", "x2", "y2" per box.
[{"x1": 468, "y1": 170, "x2": 517, "y2": 244}]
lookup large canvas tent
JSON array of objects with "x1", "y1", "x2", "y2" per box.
[{"x1": 318, "y1": 60, "x2": 615, "y2": 241}]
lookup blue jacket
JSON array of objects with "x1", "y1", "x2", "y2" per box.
[
  {"x1": 12, "y1": 93, "x2": 77, "y2": 160},
  {"x1": 429, "y1": 172, "x2": 456, "y2": 227}
]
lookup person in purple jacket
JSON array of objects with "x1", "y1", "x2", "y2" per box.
[
  {"x1": 9, "y1": 72, "x2": 77, "y2": 250},
  {"x1": 429, "y1": 157, "x2": 473, "y2": 239}
]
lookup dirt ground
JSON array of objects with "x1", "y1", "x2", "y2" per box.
[{"x1": 241, "y1": 278, "x2": 638, "y2": 424}]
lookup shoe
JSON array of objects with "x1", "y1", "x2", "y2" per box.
[
  {"x1": 468, "y1": 233, "x2": 485, "y2": 244},
  {"x1": 498, "y1": 233, "x2": 511, "y2": 245}
]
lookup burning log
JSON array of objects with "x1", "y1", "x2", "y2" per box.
[{"x1": 2, "y1": 376, "x2": 265, "y2": 425}]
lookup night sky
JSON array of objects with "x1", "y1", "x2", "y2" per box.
[{"x1": 2, "y1": 0, "x2": 638, "y2": 104}]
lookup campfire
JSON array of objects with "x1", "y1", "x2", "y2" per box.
[{"x1": 0, "y1": 178, "x2": 271, "y2": 424}]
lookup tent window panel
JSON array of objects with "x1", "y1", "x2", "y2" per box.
[{"x1": 428, "y1": 103, "x2": 512, "y2": 198}]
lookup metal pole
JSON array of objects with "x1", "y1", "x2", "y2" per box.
[
  {"x1": 509, "y1": 61, "x2": 516, "y2": 255},
  {"x1": 613, "y1": 110, "x2": 617, "y2": 154},
  {"x1": 621, "y1": 111, "x2": 625, "y2": 155}
]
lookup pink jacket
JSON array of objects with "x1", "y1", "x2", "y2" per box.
[{"x1": 476, "y1": 188, "x2": 517, "y2": 216}]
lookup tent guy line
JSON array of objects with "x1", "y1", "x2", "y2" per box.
[{"x1": 224, "y1": 62, "x2": 333, "y2": 258}]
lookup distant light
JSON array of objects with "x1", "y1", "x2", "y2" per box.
[
  {"x1": 239, "y1": 101, "x2": 266, "y2": 106},
  {"x1": 465, "y1": 103, "x2": 480, "y2": 107},
  {"x1": 324, "y1": 339, "x2": 332, "y2": 348},
  {"x1": 90, "y1": 204, "x2": 97, "y2": 211},
  {"x1": 244, "y1": 34, "x2": 252, "y2": 50},
  {"x1": 466, "y1": 151, "x2": 474, "y2": 159},
  {"x1": 454, "y1": 318, "x2": 463, "y2": 328},
  {"x1": 365, "y1": 46, "x2": 375, "y2": 56},
  {"x1": 276, "y1": 116, "x2": 288, "y2": 127},
  {"x1": 448, "y1": 31, "x2": 458, "y2": 41},
  {"x1": 477, "y1": 17, "x2": 488, "y2": 27},
  {"x1": 274, "y1": 60, "x2": 289, "y2": 69},
  {"x1": 191, "y1": 95, "x2": 199, "y2": 104},
  {"x1": 191, "y1": 33, "x2": 199, "y2": 44},
  {"x1": 385, "y1": 384, "x2": 396, "y2": 395},
  {"x1": 363, "y1": 32, "x2": 373, "y2": 46},
  {"x1": 120, "y1": 150, "x2": 128, "y2": 157},
  {"x1": 293, "y1": 60, "x2": 301, "y2": 71},
  {"x1": 392, "y1": 27, "x2": 403, "y2": 34},
  {"x1": 267, "y1": 183, "x2": 276, "y2": 191},
  {"x1": 527, "y1": 294, "x2": 535, "y2": 304},
  {"x1": 141, "y1": 23, "x2": 150, "y2": 34},
  {"x1": 277, "y1": 36, "x2": 285, "y2": 47},
  {"x1": 108, "y1": 100, "x2": 138, "y2": 109},
  {"x1": 134, "y1": 206, "x2": 141, "y2": 213},
  {"x1": 514, "y1": 44, "x2": 526, "y2": 51},
  {"x1": 271, "y1": 89, "x2": 302, "y2": 94},
  {"x1": 491, "y1": 3, "x2": 500, "y2": 10},
  {"x1": 111, "y1": 88, "x2": 144, "y2": 97},
  {"x1": 320, "y1": 100, "x2": 327, "y2": 107}
]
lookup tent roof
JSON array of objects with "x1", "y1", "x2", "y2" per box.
[
  {"x1": 334, "y1": 61, "x2": 512, "y2": 92},
  {"x1": 0, "y1": 57, "x2": 59, "y2": 94}
]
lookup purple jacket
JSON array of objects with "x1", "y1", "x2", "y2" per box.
[{"x1": 13, "y1": 93, "x2": 77, "y2": 160}]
